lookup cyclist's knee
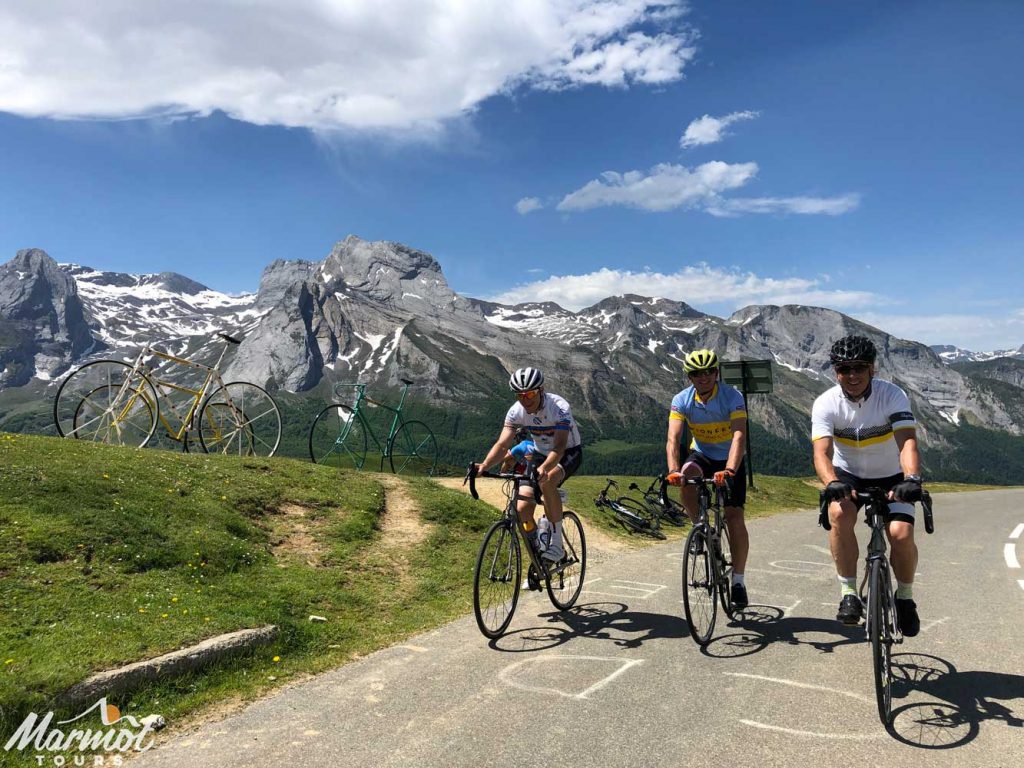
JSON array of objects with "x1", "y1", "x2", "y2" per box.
[
  {"x1": 829, "y1": 500, "x2": 857, "y2": 528},
  {"x1": 724, "y1": 506, "x2": 745, "y2": 524},
  {"x1": 887, "y1": 520, "x2": 915, "y2": 545}
]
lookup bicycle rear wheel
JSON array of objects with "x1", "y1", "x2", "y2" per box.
[
  {"x1": 869, "y1": 558, "x2": 894, "y2": 725},
  {"x1": 716, "y1": 520, "x2": 735, "y2": 617},
  {"x1": 473, "y1": 520, "x2": 522, "y2": 639},
  {"x1": 198, "y1": 382, "x2": 282, "y2": 456},
  {"x1": 388, "y1": 419, "x2": 438, "y2": 476},
  {"x1": 661, "y1": 498, "x2": 688, "y2": 527},
  {"x1": 55, "y1": 360, "x2": 159, "y2": 447},
  {"x1": 614, "y1": 497, "x2": 665, "y2": 540},
  {"x1": 682, "y1": 525, "x2": 717, "y2": 646},
  {"x1": 546, "y1": 511, "x2": 586, "y2": 610},
  {"x1": 309, "y1": 404, "x2": 368, "y2": 469}
]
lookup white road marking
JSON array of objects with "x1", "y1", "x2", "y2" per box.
[
  {"x1": 1010, "y1": 523, "x2": 1024, "y2": 540},
  {"x1": 1019, "y1": 580, "x2": 1024, "y2": 591},
  {"x1": 919, "y1": 616, "x2": 951, "y2": 633},
  {"x1": 739, "y1": 720, "x2": 882, "y2": 740},
  {"x1": 746, "y1": 566, "x2": 822, "y2": 580},
  {"x1": 724, "y1": 672, "x2": 874, "y2": 704},
  {"x1": 584, "y1": 580, "x2": 667, "y2": 599},
  {"x1": 498, "y1": 656, "x2": 643, "y2": 700},
  {"x1": 768, "y1": 559, "x2": 833, "y2": 573},
  {"x1": 1004, "y1": 543, "x2": 1021, "y2": 569},
  {"x1": 576, "y1": 659, "x2": 645, "y2": 699},
  {"x1": 803, "y1": 544, "x2": 833, "y2": 556}
]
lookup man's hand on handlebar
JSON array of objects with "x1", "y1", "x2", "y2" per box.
[{"x1": 666, "y1": 471, "x2": 683, "y2": 487}]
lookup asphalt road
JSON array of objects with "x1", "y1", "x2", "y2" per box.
[{"x1": 136, "y1": 489, "x2": 1024, "y2": 767}]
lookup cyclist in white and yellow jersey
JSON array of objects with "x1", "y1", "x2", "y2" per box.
[
  {"x1": 665, "y1": 349, "x2": 750, "y2": 610},
  {"x1": 812, "y1": 334, "x2": 924, "y2": 635},
  {"x1": 476, "y1": 367, "x2": 583, "y2": 565}
]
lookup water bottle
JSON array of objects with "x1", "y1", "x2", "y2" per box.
[
  {"x1": 522, "y1": 517, "x2": 538, "y2": 550},
  {"x1": 536, "y1": 516, "x2": 552, "y2": 554}
]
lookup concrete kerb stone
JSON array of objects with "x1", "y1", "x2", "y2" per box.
[{"x1": 60, "y1": 625, "x2": 279, "y2": 706}]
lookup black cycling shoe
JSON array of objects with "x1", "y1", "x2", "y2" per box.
[
  {"x1": 526, "y1": 564, "x2": 542, "y2": 592},
  {"x1": 836, "y1": 594, "x2": 864, "y2": 625},
  {"x1": 730, "y1": 583, "x2": 748, "y2": 611},
  {"x1": 895, "y1": 595, "x2": 920, "y2": 637}
]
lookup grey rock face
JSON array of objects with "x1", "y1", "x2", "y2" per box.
[{"x1": 0, "y1": 249, "x2": 98, "y2": 386}]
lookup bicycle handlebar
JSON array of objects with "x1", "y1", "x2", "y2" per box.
[
  {"x1": 817, "y1": 487, "x2": 934, "y2": 534},
  {"x1": 463, "y1": 463, "x2": 540, "y2": 501}
]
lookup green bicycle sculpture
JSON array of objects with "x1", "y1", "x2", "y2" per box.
[{"x1": 308, "y1": 379, "x2": 438, "y2": 476}]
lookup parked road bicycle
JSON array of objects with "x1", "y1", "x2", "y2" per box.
[
  {"x1": 681, "y1": 476, "x2": 735, "y2": 646},
  {"x1": 594, "y1": 478, "x2": 665, "y2": 539},
  {"x1": 819, "y1": 487, "x2": 935, "y2": 726},
  {"x1": 53, "y1": 333, "x2": 282, "y2": 456},
  {"x1": 309, "y1": 380, "x2": 437, "y2": 475},
  {"x1": 465, "y1": 463, "x2": 586, "y2": 639},
  {"x1": 638, "y1": 474, "x2": 688, "y2": 527}
]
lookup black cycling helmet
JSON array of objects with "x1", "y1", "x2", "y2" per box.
[
  {"x1": 509, "y1": 366, "x2": 544, "y2": 393},
  {"x1": 829, "y1": 335, "x2": 877, "y2": 365},
  {"x1": 683, "y1": 349, "x2": 719, "y2": 374}
]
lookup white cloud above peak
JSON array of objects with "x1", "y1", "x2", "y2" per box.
[
  {"x1": 680, "y1": 110, "x2": 759, "y2": 148},
  {"x1": 0, "y1": 1, "x2": 697, "y2": 133},
  {"x1": 515, "y1": 197, "x2": 543, "y2": 215}
]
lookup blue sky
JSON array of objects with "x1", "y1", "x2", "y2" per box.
[{"x1": 1, "y1": 1, "x2": 1022, "y2": 350}]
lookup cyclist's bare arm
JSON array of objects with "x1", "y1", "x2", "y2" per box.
[
  {"x1": 537, "y1": 430, "x2": 568, "y2": 483},
  {"x1": 666, "y1": 417, "x2": 684, "y2": 472},
  {"x1": 478, "y1": 425, "x2": 518, "y2": 471},
  {"x1": 894, "y1": 428, "x2": 920, "y2": 477},
  {"x1": 726, "y1": 416, "x2": 746, "y2": 471},
  {"x1": 812, "y1": 435, "x2": 838, "y2": 485}
]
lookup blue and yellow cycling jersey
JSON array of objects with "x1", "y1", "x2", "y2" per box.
[
  {"x1": 669, "y1": 383, "x2": 747, "y2": 461},
  {"x1": 509, "y1": 439, "x2": 537, "y2": 463}
]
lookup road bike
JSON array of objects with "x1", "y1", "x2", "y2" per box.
[
  {"x1": 637, "y1": 474, "x2": 688, "y2": 527},
  {"x1": 681, "y1": 476, "x2": 735, "y2": 646},
  {"x1": 53, "y1": 333, "x2": 282, "y2": 456},
  {"x1": 465, "y1": 463, "x2": 586, "y2": 639},
  {"x1": 594, "y1": 478, "x2": 665, "y2": 539},
  {"x1": 818, "y1": 487, "x2": 935, "y2": 725},
  {"x1": 308, "y1": 380, "x2": 437, "y2": 475}
]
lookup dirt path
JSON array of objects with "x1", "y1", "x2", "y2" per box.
[{"x1": 376, "y1": 475, "x2": 431, "y2": 547}]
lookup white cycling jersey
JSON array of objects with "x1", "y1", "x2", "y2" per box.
[
  {"x1": 811, "y1": 379, "x2": 916, "y2": 478},
  {"x1": 504, "y1": 392, "x2": 581, "y2": 455}
]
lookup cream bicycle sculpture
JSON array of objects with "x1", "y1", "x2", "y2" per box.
[{"x1": 53, "y1": 332, "x2": 282, "y2": 456}]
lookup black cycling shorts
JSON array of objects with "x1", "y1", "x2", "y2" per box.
[
  {"x1": 684, "y1": 451, "x2": 746, "y2": 508},
  {"x1": 834, "y1": 468, "x2": 915, "y2": 525},
  {"x1": 554, "y1": 446, "x2": 582, "y2": 485}
]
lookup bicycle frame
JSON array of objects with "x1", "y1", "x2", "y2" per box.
[
  {"x1": 136, "y1": 342, "x2": 231, "y2": 441},
  {"x1": 687, "y1": 477, "x2": 732, "y2": 587},
  {"x1": 333, "y1": 381, "x2": 412, "y2": 457}
]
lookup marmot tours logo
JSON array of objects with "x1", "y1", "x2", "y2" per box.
[{"x1": 4, "y1": 696, "x2": 163, "y2": 763}]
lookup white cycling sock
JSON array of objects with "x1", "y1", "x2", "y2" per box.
[
  {"x1": 839, "y1": 576, "x2": 857, "y2": 597},
  {"x1": 896, "y1": 580, "x2": 914, "y2": 599}
]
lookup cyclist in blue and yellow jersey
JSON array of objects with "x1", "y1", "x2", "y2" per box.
[
  {"x1": 666, "y1": 349, "x2": 750, "y2": 610},
  {"x1": 476, "y1": 367, "x2": 583, "y2": 565},
  {"x1": 812, "y1": 334, "x2": 924, "y2": 635}
]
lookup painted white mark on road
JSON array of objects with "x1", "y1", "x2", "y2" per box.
[
  {"x1": 769, "y1": 559, "x2": 832, "y2": 573},
  {"x1": 739, "y1": 720, "x2": 883, "y2": 740},
  {"x1": 746, "y1": 566, "x2": 821, "y2": 580},
  {"x1": 498, "y1": 656, "x2": 643, "y2": 700},
  {"x1": 584, "y1": 581, "x2": 667, "y2": 600},
  {"x1": 803, "y1": 544, "x2": 833, "y2": 556},
  {"x1": 1019, "y1": 580, "x2": 1024, "y2": 591},
  {"x1": 724, "y1": 672, "x2": 874, "y2": 704},
  {"x1": 919, "y1": 616, "x2": 951, "y2": 634},
  {"x1": 1010, "y1": 523, "x2": 1024, "y2": 540},
  {"x1": 1004, "y1": 543, "x2": 1021, "y2": 569},
  {"x1": 756, "y1": 594, "x2": 803, "y2": 617}
]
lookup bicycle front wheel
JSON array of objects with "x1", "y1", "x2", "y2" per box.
[
  {"x1": 614, "y1": 498, "x2": 665, "y2": 540},
  {"x1": 546, "y1": 510, "x2": 587, "y2": 610},
  {"x1": 717, "y1": 520, "x2": 735, "y2": 617},
  {"x1": 198, "y1": 382, "x2": 281, "y2": 457},
  {"x1": 54, "y1": 360, "x2": 159, "y2": 447},
  {"x1": 309, "y1": 404, "x2": 368, "y2": 469},
  {"x1": 388, "y1": 419, "x2": 438, "y2": 476},
  {"x1": 682, "y1": 525, "x2": 717, "y2": 646},
  {"x1": 473, "y1": 520, "x2": 522, "y2": 639},
  {"x1": 869, "y1": 558, "x2": 895, "y2": 725}
]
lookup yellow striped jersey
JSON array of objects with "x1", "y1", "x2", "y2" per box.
[{"x1": 669, "y1": 383, "x2": 746, "y2": 461}]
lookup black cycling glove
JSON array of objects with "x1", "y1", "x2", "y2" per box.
[
  {"x1": 891, "y1": 477, "x2": 923, "y2": 503},
  {"x1": 824, "y1": 480, "x2": 853, "y2": 503}
]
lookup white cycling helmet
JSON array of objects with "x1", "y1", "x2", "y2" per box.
[{"x1": 509, "y1": 367, "x2": 544, "y2": 393}]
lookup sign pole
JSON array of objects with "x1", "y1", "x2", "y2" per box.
[{"x1": 743, "y1": 379, "x2": 755, "y2": 490}]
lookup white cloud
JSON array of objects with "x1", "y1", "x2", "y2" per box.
[
  {"x1": 0, "y1": 1, "x2": 697, "y2": 132},
  {"x1": 680, "y1": 110, "x2": 759, "y2": 148},
  {"x1": 515, "y1": 197, "x2": 543, "y2": 215},
  {"x1": 553, "y1": 161, "x2": 858, "y2": 216},
  {"x1": 557, "y1": 161, "x2": 758, "y2": 212},
  {"x1": 856, "y1": 311, "x2": 1024, "y2": 352},
  {"x1": 707, "y1": 194, "x2": 861, "y2": 217},
  {"x1": 488, "y1": 264, "x2": 878, "y2": 311}
]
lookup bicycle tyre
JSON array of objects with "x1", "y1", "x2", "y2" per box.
[
  {"x1": 198, "y1": 382, "x2": 282, "y2": 457},
  {"x1": 869, "y1": 558, "x2": 894, "y2": 725},
  {"x1": 660, "y1": 498, "x2": 688, "y2": 527},
  {"x1": 546, "y1": 510, "x2": 587, "y2": 610},
  {"x1": 473, "y1": 520, "x2": 522, "y2": 639},
  {"x1": 54, "y1": 360, "x2": 159, "y2": 447},
  {"x1": 614, "y1": 497, "x2": 665, "y2": 540},
  {"x1": 682, "y1": 525, "x2": 717, "y2": 646},
  {"x1": 388, "y1": 419, "x2": 438, "y2": 476},
  {"x1": 309, "y1": 404, "x2": 368, "y2": 469},
  {"x1": 716, "y1": 519, "x2": 735, "y2": 617}
]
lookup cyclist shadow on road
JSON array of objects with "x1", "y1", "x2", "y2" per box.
[
  {"x1": 701, "y1": 604, "x2": 863, "y2": 659},
  {"x1": 488, "y1": 601, "x2": 688, "y2": 653},
  {"x1": 888, "y1": 652, "x2": 1024, "y2": 749}
]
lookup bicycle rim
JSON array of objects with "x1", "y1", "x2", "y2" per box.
[
  {"x1": 615, "y1": 498, "x2": 664, "y2": 540},
  {"x1": 869, "y1": 559, "x2": 893, "y2": 725},
  {"x1": 546, "y1": 511, "x2": 587, "y2": 610},
  {"x1": 682, "y1": 526, "x2": 717, "y2": 646},
  {"x1": 388, "y1": 419, "x2": 438, "y2": 476},
  {"x1": 717, "y1": 521, "x2": 734, "y2": 616},
  {"x1": 309, "y1": 404, "x2": 367, "y2": 469},
  {"x1": 199, "y1": 382, "x2": 282, "y2": 456},
  {"x1": 55, "y1": 361, "x2": 160, "y2": 447},
  {"x1": 473, "y1": 520, "x2": 522, "y2": 639}
]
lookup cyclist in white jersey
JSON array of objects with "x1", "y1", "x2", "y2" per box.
[
  {"x1": 475, "y1": 367, "x2": 582, "y2": 564},
  {"x1": 811, "y1": 335, "x2": 925, "y2": 635}
]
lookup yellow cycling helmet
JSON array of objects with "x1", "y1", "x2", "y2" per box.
[{"x1": 683, "y1": 349, "x2": 719, "y2": 373}]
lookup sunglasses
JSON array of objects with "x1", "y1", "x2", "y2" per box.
[
  {"x1": 688, "y1": 369, "x2": 718, "y2": 379},
  {"x1": 835, "y1": 363, "x2": 869, "y2": 375},
  {"x1": 516, "y1": 389, "x2": 540, "y2": 399}
]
